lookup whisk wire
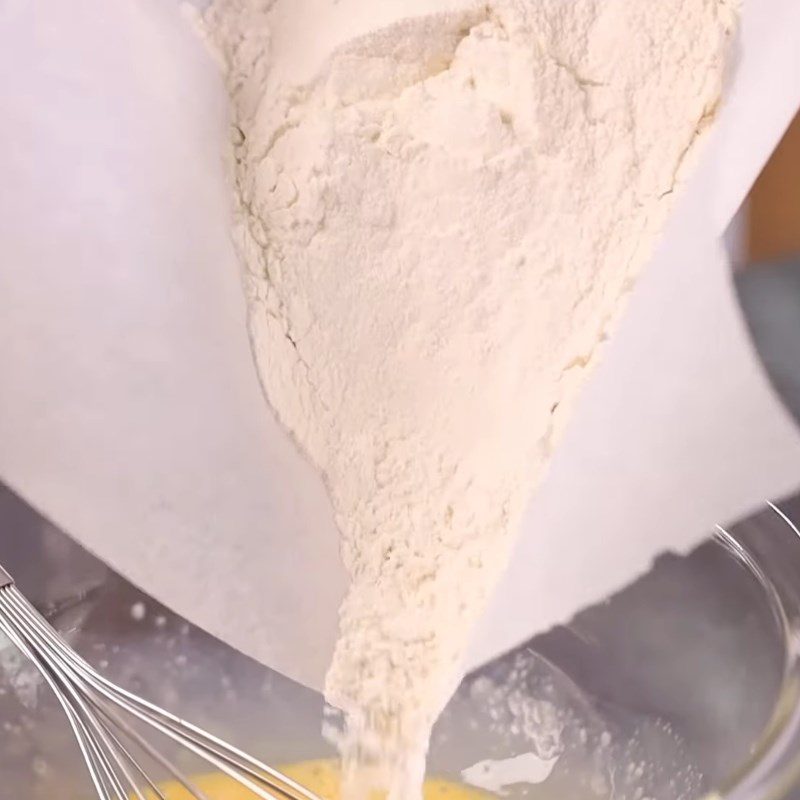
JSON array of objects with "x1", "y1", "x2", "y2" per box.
[
  {"x1": 0, "y1": 589, "x2": 135, "y2": 800},
  {"x1": 91, "y1": 719, "x2": 163, "y2": 800},
  {"x1": 0, "y1": 573, "x2": 323, "y2": 800},
  {"x1": 0, "y1": 592, "x2": 117, "y2": 799},
  {"x1": 91, "y1": 700, "x2": 208, "y2": 800},
  {"x1": 5, "y1": 584, "x2": 311, "y2": 800},
  {"x1": 3, "y1": 589, "x2": 214, "y2": 799}
]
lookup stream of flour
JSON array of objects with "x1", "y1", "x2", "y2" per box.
[{"x1": 201, "y1": 1, "x2": 737, "y2": 797}]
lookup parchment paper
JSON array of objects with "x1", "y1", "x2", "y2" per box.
[{"x1": 0, "y1": 0, "x2": 799, "y2": 692}]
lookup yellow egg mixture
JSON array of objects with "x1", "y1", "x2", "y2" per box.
[{"x1": 146, "y1": 759, "x2": 488, "y2": 800}]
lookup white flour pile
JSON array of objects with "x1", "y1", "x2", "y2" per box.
[{"x1": 202, "y1": 1, "x2": 736, "y2": 796}]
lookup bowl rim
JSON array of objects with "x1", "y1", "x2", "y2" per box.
[{"x1": 711, "y1": 502, "x2": 800, "y2": 800}]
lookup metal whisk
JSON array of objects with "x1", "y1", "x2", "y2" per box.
[{"x1": 0, "y1": 563, "x2": 323, "y2": 800}]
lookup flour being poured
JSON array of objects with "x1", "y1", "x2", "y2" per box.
[{"x1": 202, "y1": 1, "x2": 736, "y2": 797}]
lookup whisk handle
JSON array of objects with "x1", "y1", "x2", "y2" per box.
[{"x1": 0, "y1": 563, "x2": 13, "y2": 590}]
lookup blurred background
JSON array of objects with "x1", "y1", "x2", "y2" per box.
[{"x1": 736, "y1": 110, "x2": 800, "y2": 425}]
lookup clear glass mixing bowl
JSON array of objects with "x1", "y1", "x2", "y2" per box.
[{"x1": 2, "y1": 485, "x2": 800, "y2": 800}]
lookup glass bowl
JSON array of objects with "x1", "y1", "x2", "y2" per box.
[{"x1": 1, "y1": 485, "x2": 800, "y2": 800}]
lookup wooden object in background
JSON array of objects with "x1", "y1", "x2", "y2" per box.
[{"x1": 748, "y1": 112, "x2": 800, "y2": 261}]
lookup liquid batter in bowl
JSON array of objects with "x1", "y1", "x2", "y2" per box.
[{"x1": 148, "y1": 760, "x2": 488, "y2": 800}]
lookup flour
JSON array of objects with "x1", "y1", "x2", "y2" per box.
[
  {"x1": 201, "y1": 1, "x2": 736, "y2": 797},
  {"x1": 461, "y1": 752, "x2": 558, "y2": 794}
]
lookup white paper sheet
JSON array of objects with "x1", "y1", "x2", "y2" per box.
[
  {"x1": 0, "y1": 0, "x2": 345, "y2": 689},
  {"x1": 0, "y1": 0, "x2": 799, "y2": 693}
]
